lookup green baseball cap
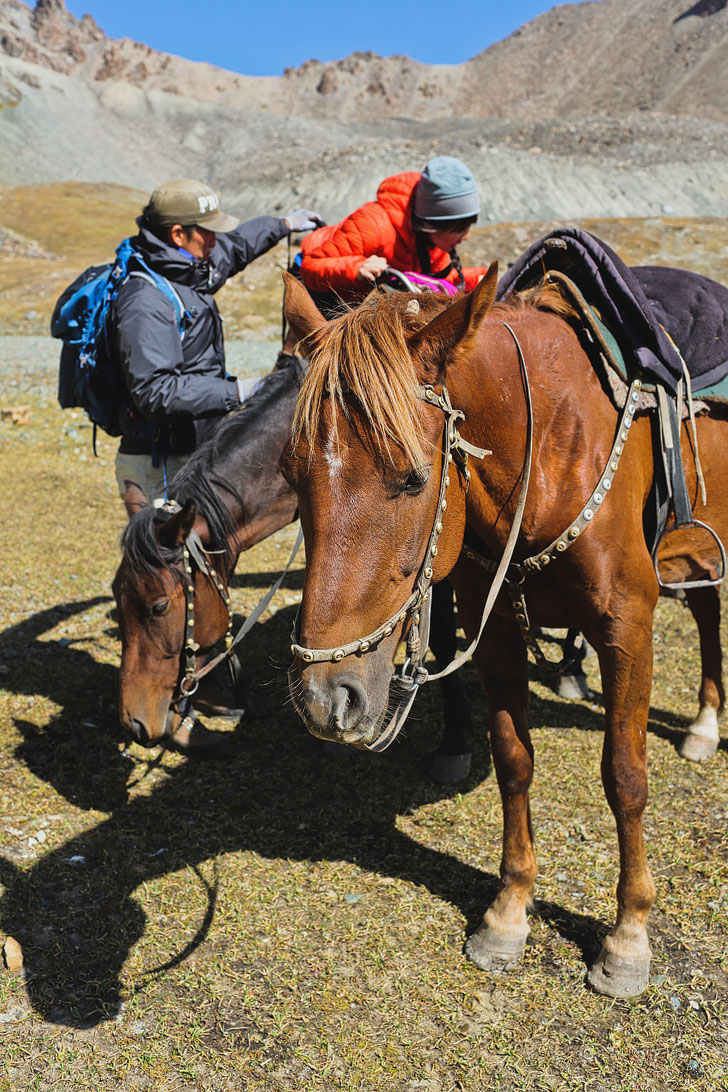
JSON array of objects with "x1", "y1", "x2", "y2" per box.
[{"x1": 144, "y1": 178, "x2": 239, "y2": 232}]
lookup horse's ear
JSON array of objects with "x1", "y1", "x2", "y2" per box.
[
  {"x1": 157, "y1": 499, "x2": 198, "y2": 549},
  {"x1": 411, "y1": 261, "x2": 499, "y2": 370},
  {"x1": 283, "y1": 271, "x2": 327, "y2": 344}
]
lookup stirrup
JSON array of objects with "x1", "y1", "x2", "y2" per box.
[{"x1": 652, "y1": 519, "x2": 726, "y2": 590}]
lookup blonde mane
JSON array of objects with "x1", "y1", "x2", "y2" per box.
[
  {"x1": 293, "y1": 283, "x2": 574, "y2": 466},
  {"x1": 293, "y1": 293, "x2": 443, "y2": 467}
]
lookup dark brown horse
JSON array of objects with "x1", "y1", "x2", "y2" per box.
[
  {"x1": 113, "y1": 362, "x2": 302, "y2": 747},
  {"x1": 281, "y1": 266, "x2": 727, "y2": 998}
]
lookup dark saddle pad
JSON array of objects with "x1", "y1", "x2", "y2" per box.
[{"x1": 497, "y1": 228, "x2": 728, "y2": 395}]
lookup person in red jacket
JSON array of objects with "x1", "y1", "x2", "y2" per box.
[{"x1": 298, "y1": 156, "x2": 488, "y2": 315}]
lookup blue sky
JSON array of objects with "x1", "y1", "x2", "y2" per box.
[{"x1": 61, "y1": 0, "x2": 574, "y2": 77}]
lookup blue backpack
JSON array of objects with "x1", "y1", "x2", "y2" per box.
[{"x1": 52, "y1": 238, "x2": 187, "y2": 439}]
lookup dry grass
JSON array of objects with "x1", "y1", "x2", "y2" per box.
[{"x1": 0, "y1": 186, "x2": 727, "y2": 1090}]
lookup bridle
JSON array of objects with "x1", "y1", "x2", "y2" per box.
[
  {"x1": 160, "y1": 357, "x2": 309, "y2": 706},
  {"x1": 166, "y1": 512, "x2": 303, "y2": 704},
  {"x1": 290, "y1": 383, "x2": 484, "y2": 658},
  {"x1": 290, "y1": 323, "x2": 535, "y2": 752}
]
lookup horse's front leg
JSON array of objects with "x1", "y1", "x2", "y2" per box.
[
  {"x1": 459, "y1": 609, "x2": 535, "y2": 972},
  {"x1": 587, "y1": 606, "x2": 656, "y2": 998},
  {"x1": 680, "y1": 585, "x2": 723, "y2": 761}
]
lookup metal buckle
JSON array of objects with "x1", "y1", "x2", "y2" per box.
[{"x1": 396, "y1": 658, "x2": 429, "y2": 691}]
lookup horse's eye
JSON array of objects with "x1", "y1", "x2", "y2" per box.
[
  {"x1": 151, "y1": 599, "x2": 170, "y2": 617},
  {"x1": 402, "y1": 468, "x2": 430, "y2": 495}
]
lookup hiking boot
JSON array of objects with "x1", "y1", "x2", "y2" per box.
[{"x1": 166, "y1": 713, "x2": 233, "y2": 759}]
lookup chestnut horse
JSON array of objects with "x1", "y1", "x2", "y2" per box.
[
  {"x1": 281, "y1": 265, "x2": 727, "y2": 998},
  {"x1": 112, "y1": 358, "x2": 474, "y2": 779}
]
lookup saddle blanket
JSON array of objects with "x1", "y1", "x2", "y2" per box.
[{"x1": 496, "y1": 228, "x2": 728, "y2": 397}]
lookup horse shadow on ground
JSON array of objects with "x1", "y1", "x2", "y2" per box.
[
  {"x1": 0, "y1": 597, "x2": 133, "y2": 812},
  {"x1": 0, "y1": 600, "x2": 498, "y2": 1026},
  {"x1": 229, "y1": 564, "x2": 305, "y2": 592},
  {"x1": 0, "y1": 598, "x2": 706, "y2": 1027}
]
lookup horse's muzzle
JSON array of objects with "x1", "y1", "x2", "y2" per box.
[
  {"x1": 127, "y1": 717, "x2": 158, "y2": 747},
  {"x1": 288, "y1": 662, "x2": 375, "y2": 744}
]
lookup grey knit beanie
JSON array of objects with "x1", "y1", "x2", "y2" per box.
[{"x1": 413, "y1": 156, "x2": 480, "y2": 221}]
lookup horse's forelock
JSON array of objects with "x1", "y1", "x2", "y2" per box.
[
  {"x1": 293, "y1": 296, "x2": 432, "y2": 468},
  {"x1": 120, "y1": 506, "x2": 186, "y2": 588}
]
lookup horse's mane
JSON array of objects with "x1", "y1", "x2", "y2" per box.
[
  {"x1": 293, "y1": 291, "x2": 449, "y2": 468},
  {"x1": 293, "y1": 284, "x2": 574, "y2": 467},
  {"x1": 120, "y1": 460, "x2": 240, "y2": 586},
  {"x1": 490, "y1": 280, "x2": 579, "y2": 321},
  {"x1": 121, "y1": 360, "x2": 304, "y2": 582}
]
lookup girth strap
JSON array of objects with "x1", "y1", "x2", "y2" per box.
[{"x1": 656, "y1": 385, "x2": 693, "y2": 528}]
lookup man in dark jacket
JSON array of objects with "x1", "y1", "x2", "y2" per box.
[
  {"x1": 112, "y1": 177, "x2": 321, "y2": 513},
  {"x1": 113, "y1": 178, "x2": 320, "y2": 756}
]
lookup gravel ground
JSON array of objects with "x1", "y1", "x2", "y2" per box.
[{"x1": 0, "y1": 335, "x2": 281, "y2": 401}]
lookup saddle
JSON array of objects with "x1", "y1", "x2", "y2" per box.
[
  {"x1": 497, "y1": 228, "x2": 728, "y2": 394},
  {"x1": 497, "y1": 229, "x2": 728, "y2": 589}
]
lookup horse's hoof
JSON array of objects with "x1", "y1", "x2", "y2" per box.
[
  {"x1": 558, "y1": 673, "x2": 593, "y2": 701},
  {"x1": 430, "y1": 751, "x2": 472, "y2": 783},
  {"x1": 464, "y1": 926, "x2": 527, "y2": 973},
  {"x1": 680, "y1": 731, "x2": 719, "y2": 762},
  {"x1": 587, "y1": 948, "x2": 651, "y2": 998}
]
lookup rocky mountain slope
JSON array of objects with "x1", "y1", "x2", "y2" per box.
[{"x1": 0, "y1": 0, "x2": 727, "y2": 223}]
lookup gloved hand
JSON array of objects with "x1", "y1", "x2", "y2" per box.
[{"x1": 284, "y1": 209, "x2": 325, "y2": 233}]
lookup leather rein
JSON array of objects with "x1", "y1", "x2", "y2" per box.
[{"x1": 461, "y1": 371, "x2": 645, "y2": 672}]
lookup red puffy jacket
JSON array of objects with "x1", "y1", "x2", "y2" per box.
[{"x1": 299, "y1": 172, "x2": 487, "y2": 298}]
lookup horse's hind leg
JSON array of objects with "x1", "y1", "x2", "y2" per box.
[
  {"x1": 680, "y1": 586, "x2": 723, "y2": 761},
  {"x1": 429, "y1": 581, "x2": 473, "y2": 783},
  {"x1": 587, "y1": 607, "x2": 656, "y2": 999},
  {"x1": 460, "y1": 614, "x2": 534, "y2": 972}
]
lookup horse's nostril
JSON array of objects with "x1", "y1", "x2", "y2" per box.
[
  {"x1": 331, "y1": 676, "x2": 368, "y2": 730},
  {"x1": 130, "y1": 718, "x2": 151, "y2": 746}
]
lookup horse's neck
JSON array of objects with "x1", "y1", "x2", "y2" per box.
[
  {"x1": 201, "y1": 368, "x2": 301, "y2": 555},
  {"x1": 457, "y1": 312, "x2": 610, "y2": 556}
]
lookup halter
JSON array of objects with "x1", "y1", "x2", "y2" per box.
[
  {"x1": 169, "y1": 513, "x2": 303, "y2": 703},
  {"x1": 290, "y1": 323, "x2": 537, "y2": 752}
]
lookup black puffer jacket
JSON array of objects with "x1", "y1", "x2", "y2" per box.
[{"x1": 110, "y1": 217, "x2": 289, "y2": 454}]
